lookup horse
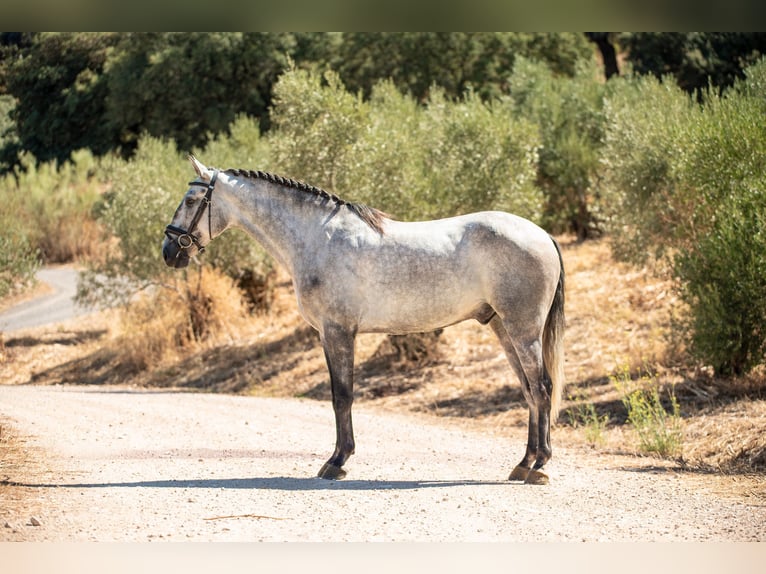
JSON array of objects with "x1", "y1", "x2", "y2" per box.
[{"x1": 163, "y1": 156, "x2": 565, "y2": 485}]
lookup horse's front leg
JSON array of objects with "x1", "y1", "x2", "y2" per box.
[{"x1": 317, "y1": 322, "x2": 356, "y2": 480}]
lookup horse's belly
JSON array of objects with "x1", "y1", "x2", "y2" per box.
[{"x1": 356, "y1": 290, "x2": 487, "y2": 334}]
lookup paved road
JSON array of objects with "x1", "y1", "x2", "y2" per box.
[
  {"x1": 1, "y1": 384, "x2": 765, "y2": 542},
  {"x1": 0, "y1": 267, "x2": 93, "y2": 332}
]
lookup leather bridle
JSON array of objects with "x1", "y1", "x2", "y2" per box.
[{"x1": 164, "y1": 170, "x2": 219, "y2": 255}]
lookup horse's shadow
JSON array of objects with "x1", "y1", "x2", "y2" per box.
[{"x1": 7, "y1": 476, "x2": 511, "y2": 491}]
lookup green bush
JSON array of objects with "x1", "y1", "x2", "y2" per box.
[
  {"x1": 4, "y1": 150, "x2": 106, "y2": 264},
  {"x1": 0, "y1": 219, "x2": 39, "y2": 299},
  {"x1": 77, "y1": 137, "x2": 187, "y2": 307},
  {"x1": 602, "y1": 58, "x2": 766, "y2": 375},
  {"x1": 271, "y1": 67, "x2": 370, "y2": 193},
  {"x1": 271, "y1": 66, "x2": 542, "y2": 222},
  {"x1": 674, "y1": 186, "x2": 766, "y2": 375},
  {"x1": 509, "y1": 57, "x2": 608, "y2": 238},
  {"x1": 601, "y1": 73, "x2": 699, "y2": 263},
  {"x1": 406, "y1": 88, "x2": 541, "y2": 221}
]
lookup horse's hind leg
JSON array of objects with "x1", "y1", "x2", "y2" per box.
[
  {"x1": 513, "y1": 336, "x2": 554, "y2": 485},
  {"x1": 317, "y1": 322, "x2": 356, "y2": 480},
  {"x1": 489, "y1": 315, "x2": 551, "y2": 485}
]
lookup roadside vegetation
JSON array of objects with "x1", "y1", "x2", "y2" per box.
[{"x1": 1, "y1": 33, "x2": 765, "y2": 475}]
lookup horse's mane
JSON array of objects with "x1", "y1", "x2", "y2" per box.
[{"x1": 224, "y1": 168, "x2": 387, "y2": 235}]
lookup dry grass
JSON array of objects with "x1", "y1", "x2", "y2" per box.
[
  {"x1": 115, "y1": 266, "x2": 250, "y2": 372},
  {"x1": 2, "y1": 236, "x2": 765, "y2": 484}
]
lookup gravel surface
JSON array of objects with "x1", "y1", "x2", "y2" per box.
[
  {"x1": 1, "y1": 384, "x2": 764, "y2": 542},
  {"x1": 0, "y1": 267, "x2": 92, "y2": 332}
]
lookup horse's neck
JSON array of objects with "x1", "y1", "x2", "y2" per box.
[{"x1": 226, "y1": 178, "x2": 318, "y2": 274}]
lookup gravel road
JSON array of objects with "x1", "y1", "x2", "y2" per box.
[
  {"x1": 0, "y1": 267, "x2": 91, "y2": 332},
  {"x1": 1, "y1": 384, "x2": 764, "y2": 542}
]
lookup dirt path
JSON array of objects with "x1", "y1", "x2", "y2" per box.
[
  {"x1": 0, "y1": 267, "x2": 92, "y2": 332},
  {"x1": 1, "y1": 384, "x2": 764, "y2": 542}
]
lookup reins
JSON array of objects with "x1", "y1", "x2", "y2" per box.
[{"x1": 164, "y1": 169, "x2": 219, "y2": 255}]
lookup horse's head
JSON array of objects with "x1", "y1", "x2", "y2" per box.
[{"x1": 162, "y1": 155, "x2": 223, "y2": 268}]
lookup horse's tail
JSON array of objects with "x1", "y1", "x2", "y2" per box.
[{"x1": 543, "y1": 236, "x2": 566, "y2": 421}]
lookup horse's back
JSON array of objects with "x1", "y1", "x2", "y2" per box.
[{"x1": 383, "y1": 211, "x2": 555, "y2": 268}]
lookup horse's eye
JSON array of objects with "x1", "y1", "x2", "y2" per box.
[{"x1": 185, "y1": 197, "x2": 196, "y2": 207}]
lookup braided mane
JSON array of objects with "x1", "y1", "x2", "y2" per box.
[{"x1": 224, "y1": 168, "x2": 387, "y2": 235}]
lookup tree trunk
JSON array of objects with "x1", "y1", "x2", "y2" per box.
[{"x1": 586, "y1": 32, "x2": 619, "y2": 80}]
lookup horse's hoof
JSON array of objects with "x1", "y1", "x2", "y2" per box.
[
  {"x1": 318, "y1": 462, "x2": 346, "y2": 480},
  {"x1": 524, "y1": 469, "x2": 549, "y2": 485},
  {"x1": 508, "y1": 465, "x2": 530, "y2": 481}
]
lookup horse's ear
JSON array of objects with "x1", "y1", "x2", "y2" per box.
[{"x1": 188, "y1": 155, "x2": 209, "y2": 179}]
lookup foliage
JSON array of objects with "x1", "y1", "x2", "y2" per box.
[
  {"x1": 0, "y1": 95, "x2": 18, "y2": 173},
  {"x1": 612, "y1": 366, "x2": 683, "y2": 458},
  {"x1": 0, "y1": 214, "x2": 39, "y2": 299},
  {"x1": 620, "y1": 32, "x2": 766, "y2": 95},
  {"x1": 333, "y1": 33, "x2": 591, "y2": 102},
  {"x1": 602, "y1": 59, "x2": 766, "y2": 375},
  {"x1": 0, "y1": 32, "x2": 317, "y2": 169},
  {"x1": 2, "y1": 33, "x2": 120, "y2": 164},
  {"x1": 77, "y1": 137, "x2": 186, "y2": 307},
  {"x1": 271, "y1": 66, "x2": 542, "y2": 222},
  {"x1": 2, "y1": 32, "x2": 765, "y2": 177},
  {"x1": 270, "y1": 66, "x2": 369, "y2": 193},
  {"x1": 104, "y1": 32, "x2": 299, "y2": 153},
  {"x1": 192, "y1": 116, "x2": 277, "y2": 305},
  {"x1": 600, "y1": 73, "x2": 698, "y2": 264},
  {"x1": 509, "y1": 57, "x2": 608, "y2": 238},
  {"x1": 114, "y1": 266, "x2": 248, "y2": 372},
  {"x1": 567, "y1": 393, "x2": 609, "y2": 447},
  {"x1": 2, "y1": 150, "x2": 106, "y2": 264},
  {"x1": 0, "y1": 32, "x2": 589, "y2": 174},
  {"x1": 78, "y1": 119, "x2": 274, "y2": 310}
]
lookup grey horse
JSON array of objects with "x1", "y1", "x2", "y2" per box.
[{"x1": 163, "y1": 156, "x2": 565, "y2": 485}]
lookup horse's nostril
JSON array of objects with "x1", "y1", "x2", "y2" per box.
[{"x1": 162, "y1": 244, "x2": 175, "y2": 265}]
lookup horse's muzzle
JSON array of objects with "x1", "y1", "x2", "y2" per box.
[{"x1": 162, "y1": 241, "x2": 190, "y2": 268}]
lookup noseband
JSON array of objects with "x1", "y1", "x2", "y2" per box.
[{"x1": 164, "y1": 170, "x2": 219, "y2": 255}]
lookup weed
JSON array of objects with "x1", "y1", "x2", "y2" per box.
[
  {"x1": 612, "y1": 365, "x2": 683, "y2": 457},
  {"x1": 567, "y1": 392, "x2": 609, "y2": 447}
]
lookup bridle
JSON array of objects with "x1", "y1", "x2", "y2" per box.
[{"x1": 164, "y1": 169, "x2": 219, "y2": 255}]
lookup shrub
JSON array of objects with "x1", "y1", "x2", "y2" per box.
[
  {"x1": 271, "y1": 66, "x2": 370, "y2": 193},
  {"x1": 601, "y1": 73, "x2": 699, "y2": 263},
  {"x1": 0, "y1": 149, "x2": 106, "y2": 266},
  {"x1": 114, "y1": 266, "x2": 248, "y2": 372},
  {"x1": 0, "y1": 222, "x2": 38, "y2": 299},
  {"x1": 193, "y1": 115, "x2": 277, "y2": 310},
  {"x1": 79, "y1": 126, "x2": 275, "y2": 310},
  {"x1": 271, "y1": 66, "x2": 542, "y2": 223},
  {"x1": 404, "y1": 88, "x2": 541, "y2": 221},
  {"x1": 77, "y1": 137, "x2": 188, "y2": 307},
  {"x1": 509, "y1": 57, "x2": 608, "y2": 238},
  {"x1": 602, "y1": 58, "x2": 766, "y2": 375},
  {"x1": 673, "y1": 184, "x2": 766, "y2": 375}
]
